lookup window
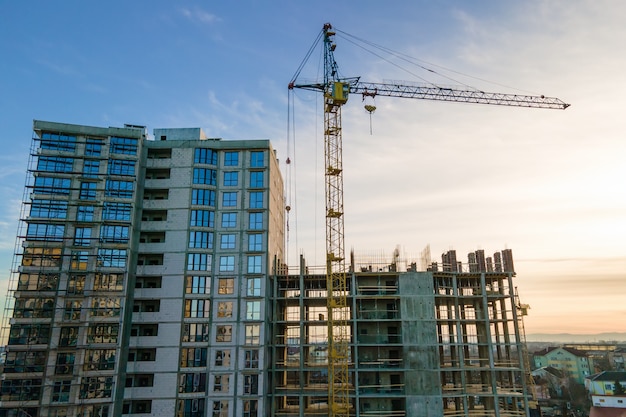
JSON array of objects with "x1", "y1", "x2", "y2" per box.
[
  {"x1": 180, "y1": 348, "x2": 207, "y2": 368},
  {"x1": 249, "y1": 191, "x2": 264, "y2": 208},
  {"x1": 83, "y1": 159, "x2": 100, "y2": 177},
  {"x1": 190, "y1": 209, "x2": 214, "y2": 227},
  {"x1": 108, "y1": 159, "x2": 135, "y2": 176},
  {"x1": 185, "y1": 299, "x2": 210, "y2": 318},
  {"x1": 221, "y1": 212, "x2": 237, "y2": 228},
  {"x1": 212, "y1": 400, "x2": 229, "y2": 417},
  {"x1": 37, "y1": 156, "x2": 74, "y2": 173},
  {"x1": 34, "y1": 176, "x2": 71, "y2": 195},
  {"x1": 103, "y1": 202, "x2": 132, "y2": 221},
  {"x1": 250, "y1": 151, "x2": 265, "y2": 167},
  {"x1": 70, "y1": 252, "x2": 89, "y2": 271},
  {"x1": 94, "y1": 273, "x2": 124, "y2": 291},
  {"x1": 223, "y1": 171, "x2": 238, "y2": 186},
  {"x1": 222, "y1": 192, "x2": 238, "y2": 207},
  {"x1": 87, "y1": 324, "x2": 119, "y2": 344},
  {"x1": 217, "y1": 301, "x2": 233, "y2": 318},
  {"x1": 76, "y1": 205, "x2": 94, "y2": 221},
  {"x1": 195, "y1": 148, "x2": 218, "y2": 165},
  {"x1": 67, "y1": 274, "x2": 86, "y2": 293},
  {"x1": 85, "y1": 138, "x2": 103, "y2": 155},
  {"x1": 182, "y1": 323, "x2": 210, "y2": 342},
  {"x1": 215, "y1": 325, "x2": 232, "y2": 342},
  {"x1": 27, "y1": 223, "x2": 65, "y2": 241},
  {"x1": 31, "y1": 199, "x2": 68, "y2": 219},
  {"x1": 247, "y1": 278, "x2": 261, "y2": 297},
  {"x1": 192, "y1": 189, "x2": 216, "y2": 206},
  {"x1": 214, "y1": 350, "x2": 231, "y2": 367},
  {"x1": 245, "y1": 324, "x2": 261, "y2": 345},
  {"x1": 193, "y1": 168, "x2": 217, "y2": 185},
  {"x1": 64, "y1": 300, "x2": 82, "y2": 320},
  {"x1": 213, "y1": 374, "x2": 230, "y2": 392},
  {"x1": 220, "y1": 234, "x2": 236, "y2": 249},
  {"x1": 178, "y1": 398, "x2": 205, "y2": 417},
  {"x1": 224, "y1": 151, "x2": 239, "y2": 166},
  {"x1": 187, "y1": 253, "x2": 211, "y2": 271},
  {"x1": 244, "y1": 350, "x2": 259, "y2": 369},
  {"x1": 56, "y1": 352, "x2": 75, "y2": 375},
  {"x1": 110, "y1": 136, "x2": 138, "y2": 155},
  {"x1": 186, "y1": 276, "x2": 211, "y2": 294},
  {"x1": 219, "y1": 256, "x2": 235, "y2": 272},
  {"x1": 97, "y1": 249, "x2": 127, "y2": 268},
  {"x1": 249, "y1": 212, "x2": 263, "y2": 230},
  {"x1": 79, "y1": 181, "x2": 97, "y2": 200},
  {"x1": 80, "y1": 376, "x2": 113, "y2": 399},
  {"x1": 105, "y1": 180, "x2": 133, "y2": 198},
  {"x1": 100, "y1": 225, "x2": 129, "y2": 243},
  {"x1": 243, "y1": 399, "x2": 258, "y2": 417},
  {"x1": 246, "y1": 301, "x2": 261, "y2": 320},
  {"x1": 8, "y1": 324, "x2": 50, "y2": 345},
  {"x1": 244, "y1": 374, "x2": 259, "y2": 395},
  {"x1": 41, "y1": 132, "x2": 77, "y2": 152},
  {"x1": 248, "y1": 234, "x2": 262, "y2": 251},
  {"x1": 60, "y1": 326, "x2": 79, "y2": 347},
  {"x1": 52, "y1": 380, "x2": 71, "y2": 403},
  {"x1": 73, "y1": 227, "x2": 92, "y2": 246},
  {"x1": 189, "y1": 231, "x2": 214, "y2": 249},
  {"x1": 218, "y1": 278, "x2": 234, "y2": 295},
  {"x1": 90, "y1": 297, "x2": 121, "y2": 317},
  {"x1": 249, "y1": 171, "x2": 264, "y2": 188},
  {"x1": 179, "y1": 373, "x2": 207, "y2": 393},
  {"x1": 247, "y1": 255, "x2": 262, "y2": 274}
]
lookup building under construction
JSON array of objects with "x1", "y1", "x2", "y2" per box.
[
  {"x1": 0, "y1": 121, "x2": 534, "y2": 417},
  {"x1": 270, "y1": 249, "x2": 533, "y2": 417}
]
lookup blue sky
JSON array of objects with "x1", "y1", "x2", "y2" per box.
[{"x1": 1, "y1": 1, "x2": 625, "y2": 336}]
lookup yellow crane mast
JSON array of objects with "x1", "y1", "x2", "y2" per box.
[{"x1": 288, "y1": 23, "x2": 569, "y2": 417}]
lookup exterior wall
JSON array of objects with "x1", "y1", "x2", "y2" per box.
[{"x1": 534, "y1": 348, "x2": 593, "y2": 384}]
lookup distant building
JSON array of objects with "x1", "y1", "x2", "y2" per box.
[
  {"x1": 586, "y1": 371, "x2": 626, "y2": 415},
  {"x1": 531, "y1": 366, "x2": 567, "y2": 398},
  {"x1": 533, "y1": 347, "x2": 593, "y2": 384}
]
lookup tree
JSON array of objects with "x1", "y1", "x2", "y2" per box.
[{"x1": 615, "y1": 380, "x2": 625, "y2": 395}]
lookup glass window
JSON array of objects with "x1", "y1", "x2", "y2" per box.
[
  {"x1": 249, "y1": 171, "x2": 264, "y2": 188},
  {"x1": 247, "y1": 255, "x2": 262, "y2": 274},
  {"x1": 40, "y1": 132, "x2": 77, "y2": 152},
  {"x1": 243, "y1": 399, "x2": 258, "y2": 417},
  {"x1": 76, "y1": 205, "x2": 94, "y2": 221},
  {"x1": 222, "y1": 192, "x2": 237, "y2": 207},
  {"x1": 105, "y1": 180, "x2": 134, "y2": 199},
  {"x1": 27, "y1": 223, "x2": 65, "y2": 241},
  {"x1": 224, "y1": 151, "x2": 239, "y2": 166},
  {"x1": 190, "y1": 209, "x2": 214, "y2": 227},
  {"x1": 220, "y1": 234, "x2": 235, "y2": 249},
  {"x1": 193, "y1": 168, "x2": 217, "y2": 185},
  {"x1": 34, "y1": 176, "x2": 71, "y2": 195},
  {"x1": 217, "y1": 301, "x2": 233, "y2": 318},
  {"x1": 248, "y1": 233, "x2": 262, "y2": 251},
  {"x1": 223, "y1": 171, "x2": 238, "y2": 186},
  {"x1": 31, "y1": 199, "x2": 68, "y2": 219},
  {"x1": 74, "y1": 227, "x2": 92, "y2": 246},
  {"x1": 87, "y1": 324, "x2": 119, "y2": 344},
  {"x1": 214, "y1": 350, "x2": 231, "y2": 367},
  {"x1": 215, "y1": 325, "x2": 232, "y2": 343},
  {"x1": 37, "y1": 156, "x2": 74, "y2": 173},
  {"x1": 110, "y1": 136, "x2": 138, "y2": 155},
  {"x1": 192, "y1": 189, "x2": 216, "y2": 206},
  {"x1": 180, "y1": 347, "x2": 207, "y2": 368},
  {"x1": 80, "y1": 376, "x2": 114, "y2": 399},
  {"x1": 221, "y1": 213, "x2": 236, "y2": 228},
  {"x1": 246, "y1": 301, "x2": 261, "y2": 320},
  {"x1": 185, "y1": 299, "x2": 210, "y2": 318},
  {"x1": 187, "y1": 253, "x2": 211, "y2": 271},
  {"x1": 97, "y1": 249, "x2": 127, "y2": 268},
  {"x1": 178, "y1": 374, "x2": 207, "y2": 394},
  {"x1": 247, "y1": 278, "x2": 261, "y2": 297},
  {"x1": 52, "y1": 380, "x2": 71, "y2": 403},
  {"x1": 182, "y1": 323, "x2": 209, "y2": 342},
  {"x1": 213, "y1": 375, "x2": 230, "y2": 392},
  {"x1": 243, "y1": 375, "x2": 259, "y2": 395},
  {"x1": 103, "y1": 202, "x2": 132, "y2": 221},
  {"x1": 189, "y1": 231, "x2": 214, "y2": 249},
  {"x1": 219, "y1": 256, "x2": 235, "y2": 272},
  {"x1": 244, "y1": 349, "x2": 259, "y2": 368},
  {"x1": 186, "y1": 276, "x2": 210, "y2": 294},
  {"x1": 70, "y1": 252, "x2": 89, "y2": 271},
  {"x1": 249, "y1": 191, "x2": 264, "y2": 209},
  {"x1": 212, "y1": 401, "x2": 229, "y2": 417},
  {"x1": 85, "y1": 138, "x2": 103, "y2": 155},
  {"x1": 218, "y1": 278, "x2": 234, "y2": 295},
  {"x1": 245, "y1": 324, "x2": 261, "y2": 345},
  {"x1": 83, "y1": 159, "x2": 100, "y2": 177},
  {"x1": 178, "y1": 398, "x2": 205, "y2": 417},
  {"x1": 100, "y1": 225, "x2": 130, "y2": 243},
  {"x1": 80, "y1": 182, "x2": 98, "y2": 200},
  {"x1": 94, "y1": 273, "x2": 124, "y2": 291},
  {"x1": 249, "y1": 212, "x2": 263, "y2": 230},
  {"x1": 108, "y1": 159, "x2": 136, "y2": 176},
  {"x1": 194, "y1": 148, "x2": 217, "y2": 165},
  {"x1": 59, "y1": 326, "x2": 79, "y2": 347},
  {"x1": 250, "y1": 151, "x2": 264, "y2": 167}
]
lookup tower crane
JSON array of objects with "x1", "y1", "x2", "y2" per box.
[{"x1": 288, "y1": 23, "x2": 569, "y2": 417}]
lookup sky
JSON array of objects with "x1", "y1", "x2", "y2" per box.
[{"x1": 0, "y1": 0, "x2": 624, "y2": 337}]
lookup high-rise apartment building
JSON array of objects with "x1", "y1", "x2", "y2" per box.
[
  {"x1": 1, "y1": 120, "x2": 284, "y2": 417},
  {"x1": 1, "y1": 120, "x2": 533, "y2": 417}
]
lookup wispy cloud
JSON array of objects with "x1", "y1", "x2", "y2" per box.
[{"x1": 180, "y1": 7, "x2": 221, "y2": 25}]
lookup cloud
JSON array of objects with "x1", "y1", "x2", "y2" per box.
[{"x1": 180, "y1": 7, "x2": 220, "y2": 25}]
